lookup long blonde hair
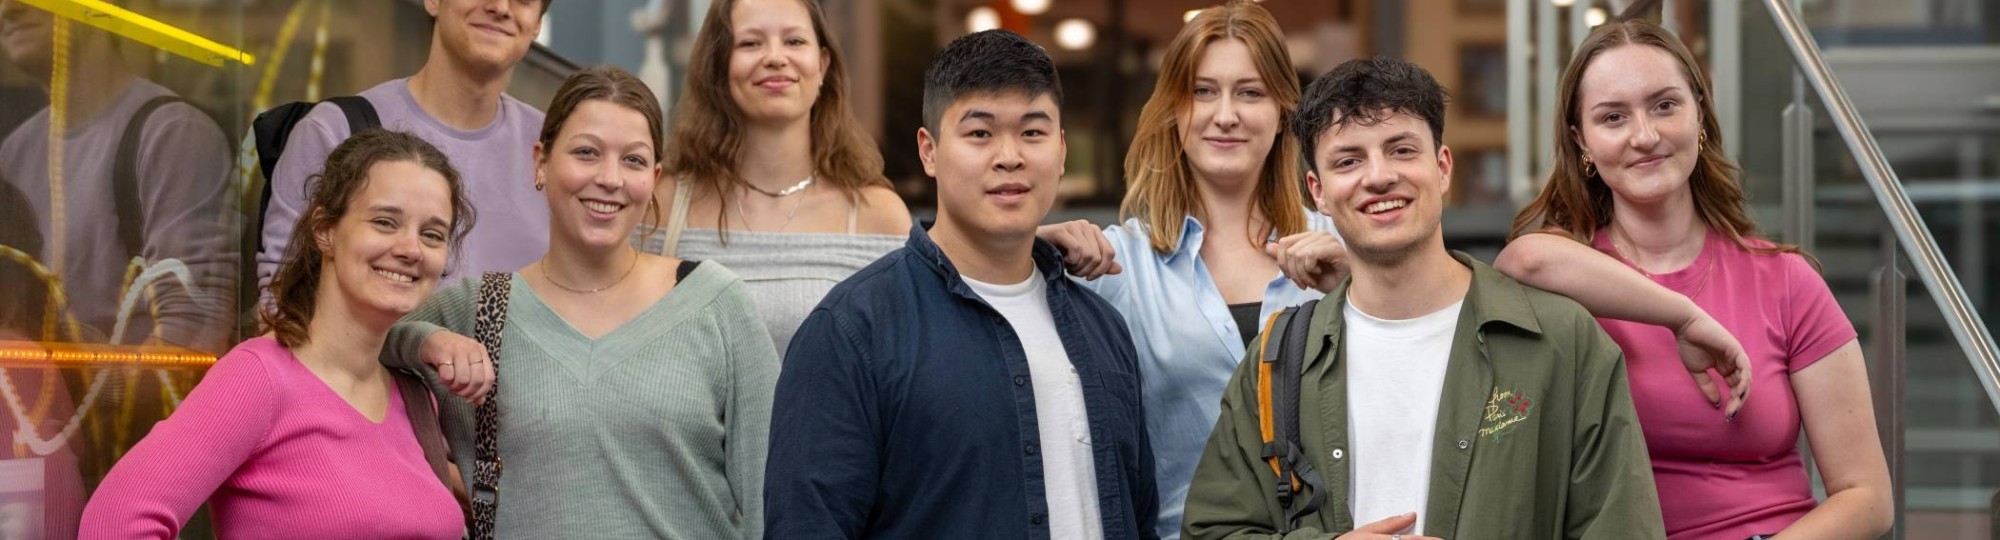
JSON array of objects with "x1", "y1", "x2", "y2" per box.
[{"x1": 1120, "y1": 1, "x2": 1306, "y2": 254}]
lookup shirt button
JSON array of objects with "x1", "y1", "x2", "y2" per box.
[
  {"x1": 1025, "y1": 444, "x2": 1038, "y2": 456},
  {"x1": 1330, "y1": 448, "x2": 1344, "y2": 460},
  {"x1": 1031, "y1": 513, "x2": 1045, "y2": 525},
  {"x1": 1014, "y1": 375, "x2": 1027, "y2": 386},
  {"x1": 1458, "y1": 440, "x2": 1470, "y2": 450}
]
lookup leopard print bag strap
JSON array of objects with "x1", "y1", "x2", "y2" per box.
[{"x1": 468, "y1": 271, "x2": 512, "y2": 540}]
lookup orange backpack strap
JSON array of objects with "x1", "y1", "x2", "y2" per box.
[{"x1": 1255, "y1": 311, "x2": 1285, "y2": 482}]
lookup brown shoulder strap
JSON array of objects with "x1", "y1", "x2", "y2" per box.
[{"x1": 393, "y1": 371, "x2": 467, "y2": 515}]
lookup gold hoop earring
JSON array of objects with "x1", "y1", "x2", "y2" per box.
[
  {"x1": 1699, "y1": 130, "x2": 1708, "y2": 146},
  {"x1": 1581, "y1": 157, "x2": 1597, "y2": 178},
  {"x1": 534, "y1": 181, "x2": 545, "y2": 192}
]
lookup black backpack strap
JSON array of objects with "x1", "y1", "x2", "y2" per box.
[
  {"x1": 326, "y1": 96, "x2": 381, "y2": 134},
  {"x1": 1273, "y1": 299, "x2": 1325, "y2": 530},
  {"x1": 468, "y1": 271, "x2": 512, "y2": 540},
  {"x1": 112, "y1": 96, "x2": 185, "y2": 259},
  {"x1": 249, "y1": 96, "x2": 380, "y2": 252}
]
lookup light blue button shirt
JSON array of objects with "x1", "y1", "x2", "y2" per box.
[{"x1": 1070, "y1": 212, "x2": 1336, "y2": 540}]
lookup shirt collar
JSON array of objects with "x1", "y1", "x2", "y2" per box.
[
  {"x1": 1163, "y1": 215, "x2": 1206, "y2": 264},
  {"x1": 1304, "y1": 251, "x2": 1544, "y2": 370},
  {"x1": 1315, "y1": 251, "x2": 1544, "y2": 340},
  {"x1": 906, "y1": 220, "x2": 1071, "y2": 300}
]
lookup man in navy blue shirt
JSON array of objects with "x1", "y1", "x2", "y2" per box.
[{"x1": 765, "y1": 30, "x2": 1158, "y2": 540}]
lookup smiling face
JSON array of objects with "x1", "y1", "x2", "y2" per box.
[
  {"x1": 316, "y1": 160, "x2": 455, "y2": 324},
  {"x1": 1573, "y1": 44, "x2": 1702, "y2": 207},
  {"x1": 426, "y1": 0, "x2": 544, "y2": 76},
  {"x1": 536, "y1": 99, "x2": 661, "y2": 252},
  {"x1": 726, "y1": 0, "x2": 828, "y2": 125},
  {"x1": 919, "y1": 90, "x2": 1066, "y2": 245},
  {"x1": 1305, "y1": 110, "x2": 1453, "y2": 265},
  {"x1": 1180, "y1": 38, "x2": 1280, "y2": 189}
]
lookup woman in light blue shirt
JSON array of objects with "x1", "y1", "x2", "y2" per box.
[{"x1": 1038, "y1": 4, "x2": 1339, "y2": 538}]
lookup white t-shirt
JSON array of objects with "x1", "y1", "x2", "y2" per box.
[
  {"x1": 1344, "y1": 299, "x2": 1463, "y2": 535},
  {"x1": 964, "y1": 267, "x2": 1104, "y2": 540}
]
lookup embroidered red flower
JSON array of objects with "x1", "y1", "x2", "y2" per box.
[{"x1": 1508, "y1": 394, "x2": 1533, "y2": 415}]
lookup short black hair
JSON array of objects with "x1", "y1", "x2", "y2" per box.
[
  {"x1": 921, "y1": 30, "x2": 1063, "y2": 132},
  {"x1": 1293, "y1": 56, "x2": 1450, "y2": 171}
]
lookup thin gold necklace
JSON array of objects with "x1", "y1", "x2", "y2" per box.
[
  {"x1": 1610, "y1": 225, "x2": 1717, "y2": 297},
  {"x1": 542, "y1": 248, "x2": 640, "y2": 294}
]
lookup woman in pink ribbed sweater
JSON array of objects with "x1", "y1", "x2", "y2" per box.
[{"x1": 80, "y1": 129, "x2": 479, "y2": 539}]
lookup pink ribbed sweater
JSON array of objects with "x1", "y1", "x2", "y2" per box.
[{"x1": 78, "y1": 337, "x2": 462, "y2": 539}]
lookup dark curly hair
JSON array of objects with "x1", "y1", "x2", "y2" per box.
[
  {"x1": 1293, "y1": 55, "x2": 1450, "y2": 171},
  {"x1": 261, "y1": 129, "x2": 476, "y2": 349},
  {"x1": 922, "y1": 29, "x2": 1064, "y2": 133}
]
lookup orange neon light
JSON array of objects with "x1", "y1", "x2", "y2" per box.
[{"x1": 0, "y1": 340, "x2": 216, "y2": 367}]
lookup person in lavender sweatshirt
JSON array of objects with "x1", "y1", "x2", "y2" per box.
[
  {"x1": 258, "y1": 0, "x2": 555, "y2": 301},
  {"x1": 81, "y1": 129, "x2": 477, "y2": 539}
]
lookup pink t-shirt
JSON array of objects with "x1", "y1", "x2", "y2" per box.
[
  {"x1": 1591, "y1": 229, "x2": 1856, "y2": 539},
  {"x1": 78, "y1": 337, "x2": 463, "y2": 539}
]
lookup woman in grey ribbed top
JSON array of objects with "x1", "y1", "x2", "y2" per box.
[
  {"x1": 385, "y1": 67, "x2": 780, "y2": 539},
  {"x1": 641, "y1": 0, "x2": 912, "y2": 356},
  {"x1": 633, "y1": 184, "x2": 902, "y2": 356}
]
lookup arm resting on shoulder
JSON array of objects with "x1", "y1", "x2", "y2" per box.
[{"x1": 1495, "y1": 232, "x2": 1705, "y2": 328}]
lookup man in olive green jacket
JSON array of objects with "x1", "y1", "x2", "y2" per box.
[{"x1": 1182, "y1": 57, "x2": 1664, "y2": 540}]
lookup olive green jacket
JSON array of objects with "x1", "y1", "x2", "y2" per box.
[{"x1": 1183, "y1": 253, "x2": 1665, "y2": 539}]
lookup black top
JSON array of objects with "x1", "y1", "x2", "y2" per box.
[
  {"x1": 676, "y1": 259, "x2": 700, "y2": 281},
  {"x1": 1228, "y1": 302, "x2": 1261, "y2": 346}
]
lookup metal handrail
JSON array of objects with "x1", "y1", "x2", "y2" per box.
[{"x1": 1760, "y1": 0, "x2": 2000, "y2": 416}]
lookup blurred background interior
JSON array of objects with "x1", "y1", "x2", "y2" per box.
[{"x1": 1, "y1": 0, "x2": 1998, "y2": 537}]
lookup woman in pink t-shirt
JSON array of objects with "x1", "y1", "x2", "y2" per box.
[
  {"x1": 79, "y1": 130, "x2": 477, "y2": 539},
  {"x1": 1494, "y1": 15, "x2": 1892, "y2": 540}
]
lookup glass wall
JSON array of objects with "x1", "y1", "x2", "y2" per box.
[{"x1": 0, "y1": 1, "x2": 569, "y2": 537}]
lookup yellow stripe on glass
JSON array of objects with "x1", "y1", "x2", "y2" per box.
[{"x1": 15, "y1": 0, "x2": 255, "y2": 66}]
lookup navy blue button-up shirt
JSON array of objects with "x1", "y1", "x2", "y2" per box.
[{"x1": 766, "y1": 222, "x2": 1159, "y2": 540}]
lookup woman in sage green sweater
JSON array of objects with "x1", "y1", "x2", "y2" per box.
[{"x1": 384, "y1": 66, "x2": 779, "y2": 539}]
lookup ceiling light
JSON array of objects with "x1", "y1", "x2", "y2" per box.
[
  {"x1": 1055, "y1": 19, "x2": 1096, "y2": 51},
  {"x1": 968, "y1": 7, "x2": 1000, "y2": 33},
  {"x1": 1012, "y1": 0, "x2": 1050, "y2": 16}
]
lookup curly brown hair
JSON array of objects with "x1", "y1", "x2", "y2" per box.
[{"x1": 261, "y1": 129, "x2": 476, "y2": 348}]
